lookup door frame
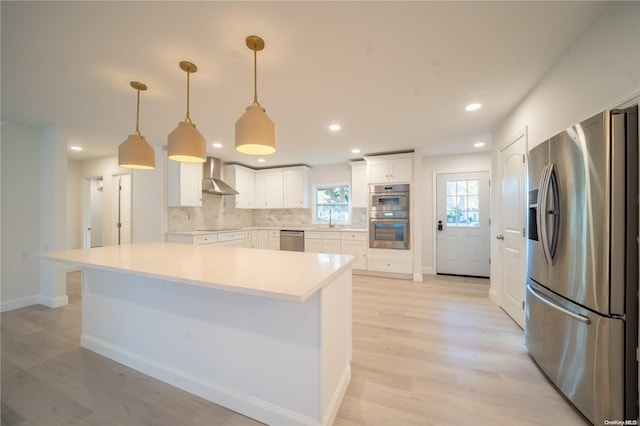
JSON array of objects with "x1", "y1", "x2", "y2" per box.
[
  {"x1": 489, "y1": 127, "x2": 528, "y2": 307},
  {"x1": 432, "y1": 167, "x2": 491, "y2": 276}
]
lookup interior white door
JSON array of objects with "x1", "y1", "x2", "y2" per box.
[
  {"x1": 499, "y1": 134, "x2": 527, "y2": 328},
  {"x1": 436, "y1": 171, "x2": 490, "y2": 277},
  {"x1": 112, "y1": 174, "x2": 132, "y2": 245}
]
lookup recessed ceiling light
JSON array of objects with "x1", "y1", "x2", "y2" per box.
[
  {"x1": 212, "y1": 142, "x2": 223, "y2": 148},
  {"x1": 70, "y1": 146, "x2": 83, "y2": 151},
  {"x1": 474, "y1": 142, "x2": 486, "y2": 148},
  {"x1": 352, "y1": 148, "x2": 361, "y2": 154},
  {"x1": 465, "y1": 103, "x2": 482, "y2": 111},
  {"x1": 329, "y1": 123, "x2": 341, "y2": 131},
  {"x1": 257, "y1": 158, "x2": 266, "y2": 163}
]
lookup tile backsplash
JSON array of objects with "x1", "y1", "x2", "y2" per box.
[{"x1": 168, "y1": 194, "x2": 367, "y2": 231}]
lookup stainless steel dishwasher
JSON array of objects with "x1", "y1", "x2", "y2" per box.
[{"x1": 280, "y1": 230, "x2": 305, "y2": 252}]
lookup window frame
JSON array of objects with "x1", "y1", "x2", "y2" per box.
[{"x1": 312, "y1": 183, "x2": 351, "y2": 225}]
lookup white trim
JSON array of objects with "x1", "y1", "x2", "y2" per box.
[
  {"x1": 1, "y1": 295, "x2": 40, "y2": 312},
  {"x1": 311, "y1": 182, "x2": 352, "y2": 226},
  {"x1": 321, "y1": 365, "x2": 351, "y2": 426},
  {"x1": 38, "y1": 294, "x2": 69, "y2": 309},
  {"x1": 422, "y1": 266, "x2": 435, "y2": 275},
  {"x1": 82, "y1": 334, "x2": 324, "y2": 426}
]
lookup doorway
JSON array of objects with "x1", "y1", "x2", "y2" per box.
[
  {"x1": 84, "y1": 177, "x2": 104, "y2": 248},
  {"x1": 435, "y1": 171, "x2": 490, "y2": 277},
  {"x1": 112, "y1": 174, "x2": 131, "y2": 245}
]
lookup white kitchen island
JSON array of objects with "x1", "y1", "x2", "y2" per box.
[{"x1": 39, "y1": 242, "x2": 354, "y2": 426}]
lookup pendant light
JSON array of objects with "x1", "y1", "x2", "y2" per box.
[
  {"x1": 168, "y1": 61, "x2": 206, "y2": 163},
  {"x1": 235, "y1": 35, "x2": 276, "y2": 156},
  {"x1": 118, "y1": 81, "x2": 156, "y2": 170}
]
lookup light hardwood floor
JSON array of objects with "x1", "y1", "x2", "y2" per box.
[{"x1": 1, "y1": 272, "x2": 587, "y2": 425}]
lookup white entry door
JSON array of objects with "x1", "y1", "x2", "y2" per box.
[
  {"x1": 499, "y1": 133, "x2": 527, "y2": 328},
  {"x1": 436, "y1": 171, "x2": 490, "y2": 277}
]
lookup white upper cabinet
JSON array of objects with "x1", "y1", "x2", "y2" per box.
[
  {"x1": 224, "y1": 165, "x2": 255, "y2": 209},
  {"x1": 167, "y1": 160, "x2": 202, "y2": 207},
  {"x1": 350, "y1": 161, "x2": 367, "y2": 208},
  {"x1": 365, "y1": 154, "x2": 413, "y2": 184},
  {"x1": 255, "y1": 169, "x2": 284, "y2": 209},
  {"x1": 283, "y1": 166, "x2": 310, "y2": 208}
]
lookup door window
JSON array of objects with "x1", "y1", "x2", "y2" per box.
[{"x1": 446, "y1": 179, "x2": 480, "y2": 227}]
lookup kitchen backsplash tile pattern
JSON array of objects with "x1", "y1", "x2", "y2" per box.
[{"x1": 168, "y1": 195, "x2": 367, "y2": 231}]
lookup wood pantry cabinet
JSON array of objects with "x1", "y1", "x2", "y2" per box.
[{"x1": 365, "y1": 155, "x2": 413, "y2": 184}]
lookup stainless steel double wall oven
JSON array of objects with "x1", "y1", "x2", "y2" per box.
[{"x1": 369, "y1": 184, "x2": 410, "y2": 250}]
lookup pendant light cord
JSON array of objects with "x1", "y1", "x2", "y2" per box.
[
  {"x1": 185, "y1": 70, "x2": 192, "y2": 123},
  {"x1": 253, "y1": 49, "x2": 259, "y2": 106},
  {"x1": 135, "y1": 88, "x2": 141, "y2": 136}
]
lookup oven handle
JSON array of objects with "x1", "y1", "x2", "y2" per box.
[{"x1": 370, "y1": 218, "x2": 409, "y2": 224}]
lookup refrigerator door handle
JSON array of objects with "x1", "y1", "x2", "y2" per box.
[
  {"x1": 527, "y1": 283, "x2": 591, "y2": 325},
  {"x1": 546, "y1": 163, "x2": 560, "y2": 260},
  {"x1": 537, "y1": 164, "x2": 552, "y2": 264}
]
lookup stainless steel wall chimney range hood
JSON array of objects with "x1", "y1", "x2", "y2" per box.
[{"x1": 202, "y1": 157, "x2": 238, "y2": 195}]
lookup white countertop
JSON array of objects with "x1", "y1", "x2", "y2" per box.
[
  {"x1": 39, "y1": 242, "x2": 355, "y2": 303},
  {"x1": 167, "y1": 227, "x2": 367, "y2": 236}
]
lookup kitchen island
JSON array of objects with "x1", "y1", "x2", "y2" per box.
[{"x1": 39, "y1": 242, "x2": 354, "y2": 426}]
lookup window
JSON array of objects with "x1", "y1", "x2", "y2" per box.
[
  {"x1": 314, "y1": 184, "x2": 350, "y2": 224},
  {"x1": 446, "y1": 179, "x2": 480, "y2": 227}
]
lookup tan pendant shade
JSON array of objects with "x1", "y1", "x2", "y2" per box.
[
  {"x1": 168, "y1": 121, "x2": 206, "y2": 162},
  {"x1": 118, "y1": 81, "x2": 156, "y2": 170},
  {"x1": 235, "y1": 104, "x2": 276, "y2": 155},
  {"x1": 235, "y1": 35, "x2": 276, "y2": 155},
  {"x1": 168, "y1": 61, "x2": 206, "y2": 163}
]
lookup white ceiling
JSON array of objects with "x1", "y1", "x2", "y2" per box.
[{"x1": 1, "y1": 1, "x2": 609, "y2": 167}]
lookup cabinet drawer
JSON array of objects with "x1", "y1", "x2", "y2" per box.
[
  {"x1": 321, "y1": 232, "x2": 340, "y2": 240},
  {"x1": 268, "y1": 230, "x2": 280, "y2": 238},
  {"x1": 341, "y1": 232, "x2": 366, "y2": 241},
  {"x1": 218, "y1": 231, "x2": 244, "y2": 242},
  {"x1": 244, "y1": 231, "x2": 252, "y2": 238},
  {"x1": 367, "y1": 258, "x2": 411, "y2": 274},
  {"x1": 305, "y1": 231, "x2": 322, "y2": 239},
  {"x1": 193, "y1": 234, "x2": 218, "y2": 245}
]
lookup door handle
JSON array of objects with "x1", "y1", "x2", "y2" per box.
[
  {"x1": 437, "y1": 220, "x2": 444, "y2": 231},
  {"x1": 496, "y1": 234, "x2": 504, "y2": 240}
]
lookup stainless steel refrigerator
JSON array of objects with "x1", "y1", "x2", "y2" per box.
[{"x1": 525, "y1": 106, "x2": 638, "y2": 425}]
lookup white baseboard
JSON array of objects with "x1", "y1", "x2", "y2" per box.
[
  {"x1": 422, "y1": 266, "x2": 435, "y2": 275},
  {"x1": 412, "y1": 273, "x2": 423, "y2": 282},
  {"x1": 488, "y1": 288, "x2": 500, "y2": 306},
  {"x1": 82, "y1": 334, "x2": 324, "y2": 426},
  {"x1": 1, "y1": 294, "x2": 39, "y2": 313},
  {"x1": 39, "y1": 294, "x2": 69, "y2": 308}
]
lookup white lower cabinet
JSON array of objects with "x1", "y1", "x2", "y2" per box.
[
  {"x1": 340, "y1": 232, "x2": 367, "y2": 270},
  {"x1": 268, "y1": 230, "x2": 280, "y2": 250},
  {"x1": 167, "y1": 233, "x2": 218, "y2": 245},
  {"x1": 304, "y1": 231, "x2": 341, "y2": 254},
  {"x1": 244, "y1": 231, "x2": 254, "y2": 248},
  {"x1": 217, "y1": 231, "x2": 245, "y2": 248},
  {"x1": 257, "y1": 230, "x2": 269, "y2": 249},
  {"x1": 367, "y1": 248, "x2": 412, "y2": 274}
]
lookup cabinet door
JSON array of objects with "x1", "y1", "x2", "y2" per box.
[
  {"x1": 168, "y1": 161, "x2": 202, "y2": 207},
  {"x1": 341, "y1": 239, "x2": 367, "y2": 269},
  {"x1": 236, "y1": 168, "x2": 256, "y2": 208},
  {"x1": 268, "y1": 236, "x2": 280, "y2": 250},
  {"x1": 255, "y1": 173, "x2": 267, "y2": 209},
  {"x1": 388, "y1": 157, "x2": 413, "y2": 183},
  {"x1": 284, "y1": 169, "x2": 309, "y2": 208},
  {"x1": 351, "y1": 164, "x2": 368, "y2": 208},
  {"x1": 322, "y1": 239, "x2": 342, "y2": 255},
  {"x1": 265, "y1": 171, "x2": 284, "y2": 209},
  {"x1": 257, "y1": 230, "x2": 268, "y2": 248},
  {"x1": 304, "y1": 238, "x2": 322, "y2": 253},
  {"x1": 367, "y1": 159, "x2": 389, "y2": 184}
]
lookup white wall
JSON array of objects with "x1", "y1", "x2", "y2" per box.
[
  {"x1": 89, "y1": 178, "x2": 104, "y2": 247},
  {"x1": 421, "y1": 152, "x2": 492, "y2": 274},
  {"x1": 489, "y1": 2, "x2": 640, "y2": 301},
  {"x1": 67, "y1": 159, "x2": 82, "y2": 249},
  {"x1": 131, "y1": 146, "x2": 165, "y2": 243},
  {"x1": 1, "y1": 123, "x2": 68, "y2": 312}
]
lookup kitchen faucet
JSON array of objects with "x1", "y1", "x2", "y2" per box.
[{"x1": 329, "y1": 209, "x2": 335, "y2": 228}]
